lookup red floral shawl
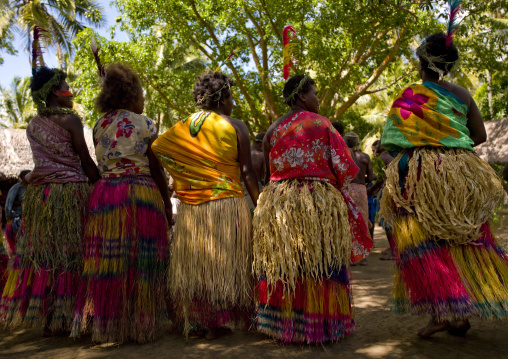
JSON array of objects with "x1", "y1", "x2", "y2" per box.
[{"x1": 269, "y1": 111, "x2": 372, "y2": 262}]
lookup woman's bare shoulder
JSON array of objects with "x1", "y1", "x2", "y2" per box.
[{"x1": 442, "y1": 81, "x2": 473, "y2": 106}]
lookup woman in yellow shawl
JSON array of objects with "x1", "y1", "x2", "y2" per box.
[{"x1": 152, "y1": 71, "x2": 259, "y2": 339}]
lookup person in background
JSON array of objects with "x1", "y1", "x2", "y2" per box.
[
  {"x1": 244, "y1": 132, "x2": 266, "y2": 213},
  {"x1": 3, "y1": 170, "x2": 30, "y2": 256},
  {"x1": 370, "y1": 142, "x2": 395, "y2": 260},
  {"x1": 332, "y1": 121, "x2": 345, "y2": 137},
  {"x1": 251, "y1": 132, "x2": 266, "y2": 185},
  {"x1": 344, "y1": 132, "x2": 375, "y2": 265}
]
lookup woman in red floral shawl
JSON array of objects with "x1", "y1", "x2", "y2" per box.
[{"x1": 253, "y1": 74, "x2": 372, "y2": 344}]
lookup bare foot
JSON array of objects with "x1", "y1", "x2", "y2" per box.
[
  {"x1": 380, "y1": 251, "x2": 395, "y2": 260},
  {"x1": 417, "y1": 319, "x2": 451, "y2": 338},
  {"x1": 448, "y1": 319, "x2": 471, "y2": 336},
  {"x1": 205, "y1": 327, "x2": 232, "y2": 340}
]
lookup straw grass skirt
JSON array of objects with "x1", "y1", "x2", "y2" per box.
[
  {"x1": 253, "y1": 179, "x2": 355, "y2": 344},
  {"x1": 381, "y1": 148, "x2": 508, "y2": 320},
  {"x1": 70, "y1": 176, "x2": 169, "y2": 344},
  {"x1": 170, "y1": 196, "x2": 253, "y2": 336},
  {"x1": 0, "y1": 182, "x2": 90, "y2": 330}
]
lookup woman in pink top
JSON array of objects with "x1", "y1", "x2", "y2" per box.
[{"x1": 0, "y1": 66, "x2": 99, "y2": 335}]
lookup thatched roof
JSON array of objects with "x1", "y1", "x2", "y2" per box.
[
  {"x1": 476, "y1": 118, "x2": 508, "y2": 164},
  {"x1": 0, "y1": 128, "x2": 96, "y2": 179}
]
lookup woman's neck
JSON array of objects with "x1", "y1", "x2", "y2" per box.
[
  {"x1": 421, "y1": 73, "x2": 443, "y2": 85},
  {"x1": 289, "y1": 104, "x2": 306, "y2": 115}
]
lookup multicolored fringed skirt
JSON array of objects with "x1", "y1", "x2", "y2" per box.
[
  {"x1": 253, "y1": 180, "x2": 355, "y2": 344},
  {"x1": 70, "y1": 176, "x2": 169, "y2": 344},
  {"x1": 4, "y1": 219, "x2": 17, "y2": 255},
  {"x1": 170, "y1": 196, "x2": 252, "y2": 336},
  {"x1": 0, "y1": 182, "x2": 90, "y2": 330},
  {"x1": 381, "y1": 147, "x2": 508, "y2": 320},
  {"x1": 0, "y1": 232, "x2": 10, "y2": 295}
]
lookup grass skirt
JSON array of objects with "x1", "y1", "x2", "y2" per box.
[
  {"x1": 0, "y1": 182, "x2": 90, "y2": 330},
  {"x1": 253, "y1": 180, "x2": 355, "y2": 343},
  {"x1": 381, "y1": 148, "x2": 508, "y2": 321},
  {"x1": 170, "y1": 196, "x2": 252, "y2": 336},
  {"x1": 70, "y1": 176, "x2": 169, "y2": 344}
]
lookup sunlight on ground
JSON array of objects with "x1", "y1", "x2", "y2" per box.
[
  {"x1": 353, "y1": 295, "x2": 390, "y2": 310},
  {"x1": 355, "y1": 340, "x2": 402, "y2": 358}
]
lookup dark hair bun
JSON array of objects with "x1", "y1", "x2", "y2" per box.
[
  {"x1": 193, "y1": 71, "x2": 235, "y2": 110},
  {"x1": 417, "y1": 32, "x2": 459, "y2": 78}
]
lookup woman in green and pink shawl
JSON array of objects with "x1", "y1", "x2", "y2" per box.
[{"x1": 380, "y1": 32, "x2": 507, "y2": 338}]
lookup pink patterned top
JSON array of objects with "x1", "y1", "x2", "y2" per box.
[
  {"x1": 269, "y1": 111, "x2": 373, "y2": 262},
  {"x1": 25, "y1": 115, "x2": 87, "y2": 184}
]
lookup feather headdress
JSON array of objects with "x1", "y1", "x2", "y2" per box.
[
  {"x1": 283, "y1": 26, "x2": 297, "y2": 80},
  {"x1": 31, "y1": 26, "x2": 47, "y2": 75},
  {"x1": 90, "y1": 34, "x2": 105, "y2": 78},
  {"x1": 446, "y1": 0, "x2": 463, "y2": 47},
  {"x1": 215, "y1": 47, "x2": 241, "y2": 72}
]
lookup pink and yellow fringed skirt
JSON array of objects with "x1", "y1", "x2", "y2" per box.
[
  {"x1": 381, "y1": 148, "x2": 508, "y2": 321},
  {"x1": 71, "y1": 176, "x2": 169, "y2": 344}
]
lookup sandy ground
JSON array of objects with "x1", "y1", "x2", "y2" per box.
[{"x1": 1, "y1": 226, "x2": 508, "y2": 359}]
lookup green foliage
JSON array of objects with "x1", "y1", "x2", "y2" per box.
[
  {"x1": 0, "y1": 76, "x2": 36, "y2": 128},
  {"x1": 372, "y1": 156, "x2": 386, "y2": 181},
  {"x1": 71, "y1": 28, "x2": 206, "y2": 129},
  {"x1": 474, "y1": 71, "x2": 508, "y2": 121},
  {"x1": 338, "y1": 109, "x2": 374, "y2": 139},
  {"x1": 78, "y1": 0, "x2": 445, "y2": 134},
  {"x1": 65, "y1": 0, "x2": 508, "y2": 136},
  {"x1": 0, "y1": 0, "x2": 105, "y2": 68}
]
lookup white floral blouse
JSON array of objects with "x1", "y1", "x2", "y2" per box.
[{"x1": 93, "y1": 110, "x2": 157, "y2": 177}]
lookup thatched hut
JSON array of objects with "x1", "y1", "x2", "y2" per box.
[
  {"x1": 0, "y1": 128, "x2": 96, "y2": 180},
  {"x1": 476, "y1": 118, "x2": 508, "y2": 164},
  {"x1": 0, "y1": 128, "x2": 96, "y2": 226}
]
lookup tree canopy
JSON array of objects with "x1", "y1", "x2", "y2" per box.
[{"x1": 1, "y1": 0, "x2": 507, "y2": 136}]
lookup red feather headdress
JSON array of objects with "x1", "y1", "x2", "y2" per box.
[{"x1": 283, "y1": 26, "x2": 298, "y2": 80}]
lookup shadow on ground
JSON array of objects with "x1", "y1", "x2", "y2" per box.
[{"x1": 1, "y1": 226, "x2": 507, "y2": 359}]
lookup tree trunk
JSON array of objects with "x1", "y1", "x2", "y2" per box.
[
  {"x1": 487, "y1": 70, "x2": 493, "y2": 119},
  {"x1": 56, "y1": 43, "x2": 64, "y2": 70}
]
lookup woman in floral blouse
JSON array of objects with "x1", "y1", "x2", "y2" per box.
[{"x1": 71, "y1": 63, "x2": 171, "y2": 344}]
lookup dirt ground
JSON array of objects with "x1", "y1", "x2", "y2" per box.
[{"x1": 1, "y1": 226, "x2": 508, "y2": 359}]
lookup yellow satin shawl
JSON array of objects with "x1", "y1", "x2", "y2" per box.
[{"x1": 152, "y1": 111, "x2": 243, "y2": 205}]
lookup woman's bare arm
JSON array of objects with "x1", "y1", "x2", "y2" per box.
[
  {"x1": 148, "y1": 136, "x2": 173, "y2": 227},
  {"x1": 235, "y1": 120, "x2": 259, "y2": 206},
  {"x1": 466, "y1": 97, "x2": 487, "y2": 147},
  {"x1": 66, "y1": 115, "x2": 100, "y2": 183}
]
